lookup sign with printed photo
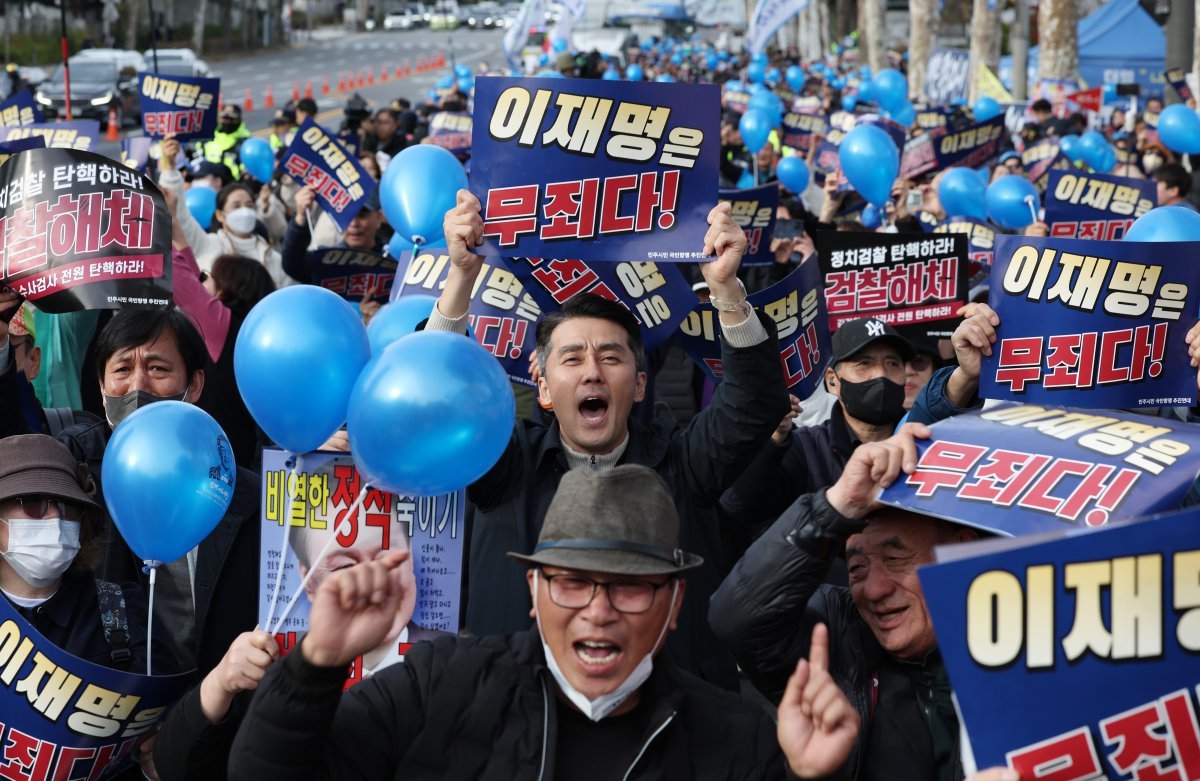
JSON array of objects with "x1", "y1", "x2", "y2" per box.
[
  {"x1": 920, "y1": 507, "x2": 1200, "y2": 779},
  {"x1": 0, "y1": 147, "x2": 173, "y2": 312},
  {"x1": 280, "y1": 117, "x2": 378, "y2": 233},
  {"x1": 1044, "y1": 170, "x2": 1156, "y2": 241},
  {"x1": 980, "y1": 236, "x2": 1200, "y2": 409},
  {"x1": 470, "y1": 76, "x2": 720, "y2": 262},
  {"x1": 675, "y1": 258, "x2": 830, "y2": 398},
  {"x1": 508, "y1": 255, "x2": 696, "y2": 351},
  {"x1": 390, "y1": 250, "x2": 541, "y2": 387},
  {"x1": 718, "y1": 182, "x2": 778, "y2": 267},
  {"x1": 258, "y1": 449, "x2": 464, "y2": 687},
  {"x1": 0, "y1": 596, "x2": 192, "y2": 780},
  {"x1": 878, "y1": 403, "x2": 1200, "y2": 537},
  {"x1": 137, "y1": 73, "x2": 220, "y2": 141},
  {"x1": 817, "y1": 230, "x2": 969, "y2": 340}
]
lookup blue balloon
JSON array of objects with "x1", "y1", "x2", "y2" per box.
[
  {"x1": 747, "y1": 62, "x2": 765, "y2": 83},
  {"x1": 748, "y1": 82, "x2": 769, "y2": 95},
  {"x1": 860, "y1": 203, "x2": 883, "y2": 229},
  {"x1": 426, "y1": 88, "x2": 439, "y2": 102},
  {"x1": 718, "y1": 50, "x2": 730, "y2": 62},
  {"x1": 748, "y1": 91, "x2": 783, "y2": 127},
  {"x1": 454, "y1": 63, "x2": 472, "y2": 78},
  {"x1": 552, "y1": 36, "x2": 568, "y2": 52},
  {"x1": 348, "y1": 331, "x2": 515, "y2": 495},
  {"x1": 380, "y1": 145, "x2": 467, "y2": 245},
  {"x1": 1158, "y1": 104, "x2": 1200, "y2": 154},
  {"x1": 1060, "y1": 134, "x2": 1083, "y2": 162},
  {"x1": 386, "y1": 232, "x2": 445, "y2": 257},
  {"x1": 776, "y1": 156, "x2": 810, "y2": 194},
  {"x1": 1078, "y1": 130, "x2": 1107, "y2": 159},
  {"x1": 764, "y1": 67, "x2": 781, "y2": 85},
  {"x1": 972, "y1": 96, "x2": 1002, "y2": 121},
  {"x1": 437, "y1": 73, "x2": 456, "y2": 89},
  {"x1": 706, "y1": 52, "x2": 719, "y2": 70},
  {"x1": 1124, "y1": 206, "x2": 1200, "y2": 242},
  {"x1": 938, "y1": 167, "x2": 988, "y2": 221},
  {"x1": 671, "y1": 53, "x2": 683, "y2": 65},
  {"x1": 842, "y1": 94, "x2": 858, "y2": 111},
  {"x1": 239, "y1": 137, "x2": 275, "y2": 184},
  {"x1": 832, "y1": 77, "x2": 846, "y2": 90},
  {"x1": 888, "y1": 101, "x2": 916, "y2": 127},
  {"x1": 538, "y1": 53, "x2": 549, "y2": 67},
  {"x1": 786, "y1": 65, "x2": 804, "y2": 91},
  {"x1": 655, "y1": 73, "x2": 675, "y2": 83},
  {"x1": 602, "y1": 67, "x2": 620, "y2": 81},
  {"x1": 872, "y1": 68, "x2": 908, "y2": 112},
  {"x1": 736, "y1": 168, "x2": 755, "y2": 189},
  {"x1": 857, "y1": 79, "x2": 875, "y2": 104},
  {"x1": 751, "y1": 51, "x2": 768, "y2": 66},
  {"x1": 986, "y1": 174, "x2": 1040, "y2": 230},
  {"x1": 367, "y1": 295, "x2": 439, "y2": 355},
  {"x1": 457, "y1": 76, "x2": 474, "y2": 93},
  {"x1": 739, "y1": 109, "x2": 773, "y2": 155},
  {"x1": 838, "y1": 124, "x2": 899, "y2": 206},
  {"x1": 103, "y1": 402, "x2": 235, "y2": 564},
  {"x1": 235, "y1": 286, "x2": 370, "y2": 453},
  {"x1": 184, "y1": 186, "x2": 216, "y2": 230},
  {"x1": 626, "y1": 64, "x2": 644, "y2": 81},
  {"x1": 1103, "y1": 83, "x2": 1117, "y2": 101},
  {"x1": 1088, "y1": 143, "x2": 1116, "y2": 173}
]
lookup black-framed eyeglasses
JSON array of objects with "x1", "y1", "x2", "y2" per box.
[
  {"x1": 540, "y1": 570, "x2": 673, "y2": 614},
  {"x1": 2, "y1": 495, "x2": 85, "y2": 521}
]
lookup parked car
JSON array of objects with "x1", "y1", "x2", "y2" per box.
[
  {"x1": 466, "y1": 2, "x2": 502, "y2": 28},
  {"x1": 143, "y1": 48, "x2": 213, "y2": 78},
  {"x1": 72, "y1": 48, "x2": 148, "y2": 73},
  {"x1": 34, "y1": 58, "x2": 140, "y2": 126},
  {"x1": 383, "y1": 10, "x2": 417, "y2": 29}
]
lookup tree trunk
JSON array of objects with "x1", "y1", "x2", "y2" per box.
[
  {"x1": 907, "y1": 0, "x2": 937, "y2": 99},
  {"x1": 967, "y1": 0, "x2": 997, "y2": 102},
  {"x1": 835, "y1": 0, "x2": 854, "y2": 40},
  {"x1": 798, "y1": 0, "x2": 830, "y2": 62},
  {"x1": 222, "y1": 0, "x2": 231, "y2": 55},
  {"x1": 192, "y1": 0, "x2": 206, "y2": 53},
  {"x1": 124, "y1": 0, "x2": 139, "y2": 50},
  {"x1": 1038, "y1": 0, "x2": 1078, "y2": 82},
  {"x1": 859, "y1": 0, "x2": 884, "y2": 74}
]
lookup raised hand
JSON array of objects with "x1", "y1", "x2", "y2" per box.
[
  {"x1": 199, "y1": 629, "x2": 280, "y2": 723},
  {"x1": 301, "y1": 551, "x2": 409, "y2": 669},
  {"x1": 825, "y1": 422, "x2": 931, "y2": 519},
  {"x1": 778, "y1": 624, "x2": 860, "y2": 778}
]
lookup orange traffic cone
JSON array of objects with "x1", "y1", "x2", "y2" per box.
[
  {"x1": 394, "y1": 62, "x2": 403, "y2": 79},
  {"x1": 405, "y1": 60, "x2": 412, "y2": 77},
  {"x1": 380, "y1": 66, "x2": 389, "y2": 83},
  {"x1": 218, "y1": 91, "x2": 225, "y2": 110},
  {"x1": 244, "y1": 87, "x2": 254, "y2": 112},
  {"x1": 337, "y1": 73, "x2": 346, "y2": 92},
  {"x1": 322, "y1": 75, "x2": 331, "y2": 96},
  {"x1": 304, "y1": 79, "x2": 313, "y2": 99},
  {"x1": 415, "y1": 56, "x2": 424, "y2": 74},
  {"x1": 357, "y1": 69, "x2": 365, "y2": 88},
  {"x1": 105, "y1": 106, "x2": 119, "y2": 141},
  {"x1": 263, "y1": 84, "x2": 275, "y2": 109},
  {"x1": 291, "y1": 80, "x2": 300, "y2": 101},
  {"x1": 367, "y1": 67, "x2": 375, "y2": 86}
]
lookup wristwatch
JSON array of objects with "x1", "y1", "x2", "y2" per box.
[{"x1": 708, "y1": 279, "x2": 749, "y2": 313}]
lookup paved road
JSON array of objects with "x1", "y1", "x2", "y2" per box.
[{"x1": 96, "y1": 27, "x2": 506, "y2": 157}]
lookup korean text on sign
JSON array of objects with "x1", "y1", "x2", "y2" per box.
[
  {"x1": 281, "y1": 117, "x2": 378, "y2": 232},
  {"x1": 138, "y1": 73, "x2": 220, "y2": 141},
  {"x1": 981, "y1": 236, "x2": 1200, "y2": 408},
  {"x1": 470, "y1": 76, "x2": 719, "y2": 263},
  {"x1": 1044, "y1": 170, "x2": 1157, "y2": 241},
  {"x1": 718, "y1": 183, "x2": 779, "y2": 267}
]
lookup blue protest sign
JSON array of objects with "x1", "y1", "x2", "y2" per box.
[
  {"x1": 878, "y1": 402, "x2": 1200, "y2": 535},
  {"x1": 138, "y1": 73, "x2": 220, "y2": 141},
  {"x1": 0, "y1": 135, "x2": 45, "y2": 158},
  {"x1": 919, "y1": 507, "x2": 1200, "y2": 778},
  {"x1": 718, "y1": 183, "x2": 778, "y2": 267},
  {"x1": 811, "y1": 126, "x2": 846, "y2": 177},
  {"x1": 923, "y1": 48, "x2": 971, "y2": 105},
  {"x1": 310, "y1": 247, "x2": 397, "y2": 302},
  {"x1": 0, "y1": 595, "x2": 192, "y2": 778},
  {"x1": 120, "y1": 136, "x2": 152, "y2": 172},
  {"x1": 427, "y1": 110, "x2": 472, "y2": 161},
  {"x1": 722, "y1": 83, "x2": 750, "y2": 114},
  {"x1": 928, "y1": 115, "x2": 1005, "y2": 170},
  {"x1": 470, "y1": 76, "x2": 720, "y2": 262},
  {"x1": 280, "y1": 117, "x2": 377, "y2": 233},
  {"x1": 979, "y1": 236, "x2": 1200, "y2": 409},
  {"x1": 508, "y1": 256, "x2": 695, "y2": 350},
  {"x1": 818, "y1": 231, "x2": 969, "y2": 340},
  {"x1": 390, "y1": 250, "x2": 541, "y2": 386},
  {"x1": 1044, "y1": 169, "x2": 1157, "y2": 241},
  {"x1": 0, "y1": 89, "x2": 43, "y2": 126},
  {"x1": 4, "y1": 120, "x2": 100, "y2": 151},
  {"x1": 915, "y1": 107, "x2": 956, "y2": 130},
  {"x1": 1022, "y1": 138, "x2": 1071, "y2": 193},
  {"x1": 934, "y1": 216, "x2": 998, "y2": 289},
  {"x1": 780, "y1": 110, "x2": 829, "y2": 154},
  {"x1": 675, "y1": 260, "x2": 830, "y2": 396},
  {"x1": 1165, "y1": 67, "x2": 1194, "y2": 103}
]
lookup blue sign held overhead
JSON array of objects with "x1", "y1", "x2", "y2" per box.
[
  {"x1": 1043, "y1": 169, "x2": 1156, "y2": 241},
  {"x1": 0, "y1": 89, "x2": 43, "y2": 127},
  {"x1": 470, "y1": 76, "x2": 720, "y2": 263},
  {"x1": 280, "y1": 117, "x2": 378, "y2": 233},
  {"x1": 138, "y1": 73, "x2": 220, "y2": 141},
  {"x1": 718, "y1": 183, "x2": 779, "y2": 267}
]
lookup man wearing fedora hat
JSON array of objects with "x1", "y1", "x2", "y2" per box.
[{"x1": 227, "y1": 465, "x2": 859, "y2": 779}]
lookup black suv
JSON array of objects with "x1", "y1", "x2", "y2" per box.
[{"x1": 35, "y1": 58, "x2": 141, "y2": 127}]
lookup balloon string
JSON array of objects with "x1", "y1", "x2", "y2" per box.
[
  {"x1": 146, "y1": 564, "x2": 157, "y2": 677},
  {"x1": 263, "y1": 454, "x2": 303, "y2": 636},
  {"x1": 269, "y1": 483, "x2": 371, "y2": 637},
  {"x1": 1024, "y1": 196, "x2": 1039, "y2": 226}
]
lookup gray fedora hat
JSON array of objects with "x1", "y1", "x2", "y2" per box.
[{"x1": 508, "y1": 464, "x2": 703, "y2": 576}]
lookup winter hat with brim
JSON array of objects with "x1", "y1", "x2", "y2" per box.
[{"x1": 0, "y1": 434, "x2": 99, "y2": 510}]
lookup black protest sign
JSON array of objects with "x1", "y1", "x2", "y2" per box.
[{"x1": 0, "y1": 147, "x2": 172, "y2": 312}]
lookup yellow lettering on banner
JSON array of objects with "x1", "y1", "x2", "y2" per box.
[
  {"x1": 301, "y1": 125, "x2": 326, "y2": 145},
  {"x1": 967, "y1": 570, "x2": 1024, "y2": 667},
  {"x1": 68, "y1": 683, "x2": 141, "y2": 738},
  {"x1": 404, "y1": 252, "x2": 450, "y2": 290},
  {"x1": 1026, "y1": 564, "x2": 1055, "y2": 668},
  {"x1": 0, "y1": 636, "x2": 33, "y2": 684},
  {"x1": 679, "y1": 309, "x2": 717, "y2": 342},
  {"x1": 1109, "y1": 555, "x2": 1163, "y2": 660},
  {"x1": 1175, "y1": 550, "x2": 1200, "y2": 651},
  {"x1": 1062, "y1": 560, "x2": 1114, "y2": 661},
  {"x1": 140, "y1": 76, "x2": 158, "y2": 98},
  {"x1": 13, "y1": 651, "x2": 81, "y2": 720}
]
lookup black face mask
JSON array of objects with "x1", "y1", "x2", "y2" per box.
[{"x1": 836, "y1": 375, "x2": 907, "y2": 426}]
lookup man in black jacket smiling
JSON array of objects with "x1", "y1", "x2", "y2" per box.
[{"x1": 227, "y1": 466, "x2": 860, "y2": 780}]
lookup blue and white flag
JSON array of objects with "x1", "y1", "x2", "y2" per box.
[
  {"x1": 746, "y1": 0, "x2": 811, "y2": 55},
  {"x1": 504, "y1": 0, "x2": 546, "y2": 66}
]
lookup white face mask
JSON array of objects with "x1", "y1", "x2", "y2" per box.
[
  {"x1": 0, "y1": 518, "x2": 81, "y2": 589},
  {"x1": 534, "y1": 570, "x2": 678, "y2": 722},
  {"x1": 224, "y1": 206, "x2": 258, "y2": 235}
]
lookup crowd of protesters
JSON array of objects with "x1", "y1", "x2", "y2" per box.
[{"x1": 1, "y1": 25, "x2": 1196, "y2": 781}]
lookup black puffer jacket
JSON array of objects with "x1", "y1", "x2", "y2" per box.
[
  {"x1": 709, "y1": 490, "x2": 963, "y2": 781},
  {"x1": 227, "y1": 630, "x2": 790, "y2": 780}
]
